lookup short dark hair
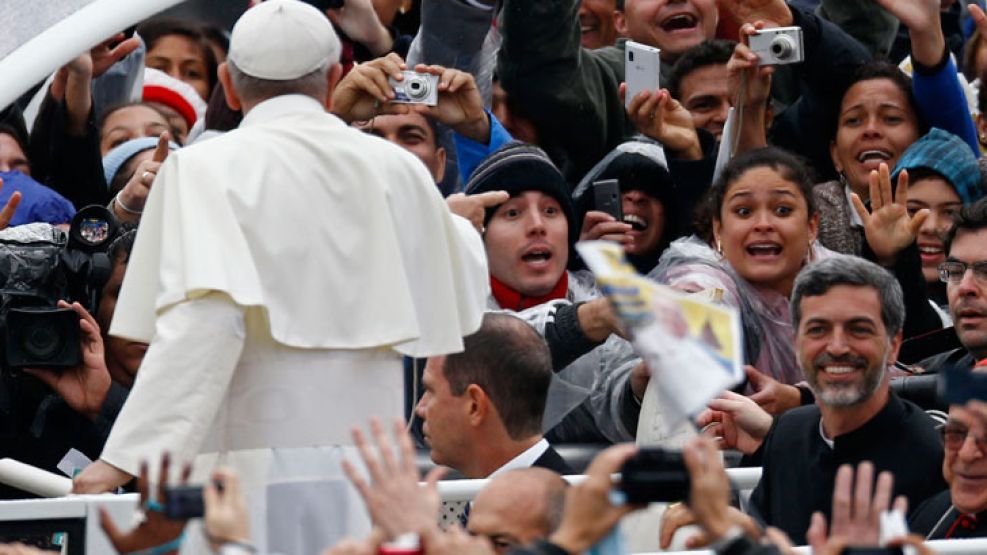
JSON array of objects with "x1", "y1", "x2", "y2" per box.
[
  {"x1": 694, "y1": 146, "x2": 817, "y2": 242},
  {"x1": 443, "y1": 313, "x2": 552, "y2": 439},
  {"x1": 945, "y1": 196, "x2": 987, "y2": 253},
  {"x1": 791, "y1": 255, "x2": 905, "y2": 337},
  {"x1": 667, "y1": 39, "x2": 736, "y2": 100},
  {"x1": 836, "y1": 60, "x2": 927, "y2": 138}
]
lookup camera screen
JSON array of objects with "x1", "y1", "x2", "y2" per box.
[{"x1": 77, "y1": 219, "x2": 109, "y2": 245}]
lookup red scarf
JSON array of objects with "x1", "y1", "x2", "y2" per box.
[{"x1": 490, "y1": 273, "x2": 569, "y2": 311}]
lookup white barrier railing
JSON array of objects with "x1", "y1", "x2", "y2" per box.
[
  {"x1": 435, "y1": 467, "x2": 764, "y2": 502},
  {"x1": 649, "y1": 538, "x2": 987, "y2": 554}
]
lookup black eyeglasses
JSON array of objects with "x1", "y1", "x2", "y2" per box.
[
  {"x1": 938, "y1": 424, "x2": 987, "y2": 452},
  {"x1": 938, "y1": 261, "x2": 987, "y2": 286}
]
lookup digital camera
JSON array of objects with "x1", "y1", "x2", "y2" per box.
[
  {"x1": 749, "y1": 26, "x2": 804, "y2": 66},
  {"x1": 389, "y1": 71, "x2": 439, "y2": 106}
]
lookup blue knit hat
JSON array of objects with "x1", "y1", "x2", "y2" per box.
[
  {"x1": 102, "y1": 137, "x2": 180, "y2": 189},
  {"x1": 892, "y1": 128, "x2": 984, "y2": 205}
]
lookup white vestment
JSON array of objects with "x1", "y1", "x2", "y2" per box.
[{"x1": 100, "y1": 95, "x2": 488, "y2": 553}]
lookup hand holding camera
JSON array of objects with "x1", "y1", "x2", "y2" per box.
[{"x1": 24, "y1": 300, "x2": 111, "y2": 421}]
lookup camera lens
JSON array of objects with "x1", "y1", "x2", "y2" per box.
[
  {"x1": 23, "y1": 324, "x2": 62, "y2": 361},
  {"x1": 405, "y1": 75, "x2": 430, "y2": 101},
  {"x1": 770, "y1": 35, "x2": 795, "y2": 60}
]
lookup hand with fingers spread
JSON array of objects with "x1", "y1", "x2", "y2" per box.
[
  {"x1": 114, "y1": 132, "x2": 172, "y2": 222},
  {"x1": 203, "y1": 468, "x2": 252, "y2": 552},
  {"x1": 24, "y1": 300, "x2": 111, "y2": 421},
  {"x1": 90, "y1": 33, "x2": 142, "y2": 79},
  {"x1": 852, "y1": 164, "x2": 929, "y2": 266},
  {"x1": 331, "y1": 54, "x2": 412, "y2": 123},
  {"x1": 548, "y1": 443, "x2": 640, "y2": 554},
  {"x1": 579, "y1": 210, "x2": 633, "y2": 246},
  {"x1": 696, "y1": 390, "x2": 772, "y2": 454},
  {"x1": 98, "y1": 453, "x2": 192, "y2": 555},
  {"x1": 0, "y1": 178, "x2": 22, "y2": 231},
  {"x1": 446, "y1": 191, "x2": 509, "y2": 233},
  {"x1": 658, "y1": 438, "x2": 763, "y2": 549},
  {"x1": 342, "y1": 418, "x2": 446, "y2": 540},
  {"x1": 806, "y1": 462, "x2": 908, "y2": 555},
  {"x1": 623, "y1": 86, "x2": 702, "y2": 160},
  {"x1": 326, "y1": 0, "x2": 393, "y2": 56},
  {"x1": 744, "y1": 365, "x2": 802, "y2": 415},
  {"x1": 410, "y1": 64, "x2": 490, "y2": 144}
]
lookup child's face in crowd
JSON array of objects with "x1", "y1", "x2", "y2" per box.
[
  {"x1": 146, "y1": 34, "x2": 212, "y2": 100},
  {"x1": 906, "y1": 176, "x2": 962, "y2": 284},
  {"x1": 99, "y1": 105, "x2": 170, "y2": 155},
  {"x1": 714, "y1": 165, "x2": 817, "y2": 297},
  {"x1": 830, "y1": 78, "x2": 921, "y2": 198},
  {"x1": 484, "y1": 191, "x2": 569, "y2": 297}
]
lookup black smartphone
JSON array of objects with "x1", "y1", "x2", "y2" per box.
[
  {"x1": 618, "y1": 448, "x2": 690, "y2": 504},
  {"x1": 593, "y1": 179, "x2": 623, "y2": 221},
  {"x1": 163, "y1": 481, "x2": 224, "y2": 520},
  {"x1": 942, "y1": 364, "x2": 987, "y2": 404}
]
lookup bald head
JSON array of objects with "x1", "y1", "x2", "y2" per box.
[{"x1": 468, "y1": 467, "x2": 567, "y2": 554}]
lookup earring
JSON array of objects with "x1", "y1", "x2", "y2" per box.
[
  {"x1": 804, "y1": 240, "x2": 815, "y2": 265},
  {"x1": 715, "y1": 238, "x2": 723, "y2": 257}
]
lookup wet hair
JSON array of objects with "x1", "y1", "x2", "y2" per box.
[
  {"x1": 137, "y1": 18, "x2": 219, "y2": 96},
  {"x1": 791, "y1": 254, "x2": 905, "y2": 337},
  {"x1": 835, "y1": 60, "x2": 928, "y2": 138},
  {"x1": 694, "y1": 146, "x2": 817, "y2": 242},
  {"x1": 442, "y1": 313, "x2": 552, "y2": 440},
  {"x1": 667, "y1": 39, "x2": 737, "y2": 100},
  {"x1": 945, "y1": 197, "x2": 987, "y2": 253}
]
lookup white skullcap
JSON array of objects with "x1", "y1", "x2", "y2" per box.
[{"x1": 228, "y1": 0, "x2": 341, "y2": 80}]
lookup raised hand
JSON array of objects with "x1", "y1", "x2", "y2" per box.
[
  {"x1": 114, "y1": 132, "x2": 172, "y2": 222},
  {"x1": 90, "y1": 33, "x2": 142, "y2": 79},
  {"x1": 99, "y1": 454, "x2": 191, "y2": 555},
  {"x1": 446, "y1": 191, "x2": 510, "y2": 233},
  {"x1": 745, "y1": 365, "x2": 802, "y2": 415},
  {"x1": 342, "y1": 418, "x2": 446, "y2": 540},
  {"x1": 697, "y1": 390, "x2": 772, "y2": 455},
  {"x1": 623, "y1": 86, "x2": 702, "y2": 160},
  {"x1": 579, "y1": 210, "x2": 633, "y2": 246},
  {"x1": 326, "y1": 0, "x2": 393, "y2": 56},
  {"x1": 410, "y1": 64, "x2": 489, "y2": 144},
  {"x1": 331, "y1": 54, "x2": 411, "y2": 123},
  {"x1": 873, "y1": 0, "x2": 943, "y2": 67},
  {"x1": 0, "y1": 178, "x2": 22, "y2": 231},
  {"x1": 851, "y1": 164, "x2": 929, "y2": 266}
]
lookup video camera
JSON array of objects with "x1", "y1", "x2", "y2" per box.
[{"x1": 0, "y1": 206, "x2": 118, "y2": 372}]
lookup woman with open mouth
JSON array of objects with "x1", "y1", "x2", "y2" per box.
[{"x1": 649, "y1": 147, "x2": 933, "y2": 415}]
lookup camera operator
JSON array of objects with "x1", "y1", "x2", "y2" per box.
[{"x1": 0, "y1": 227, "x2": 142, "y2": 497}]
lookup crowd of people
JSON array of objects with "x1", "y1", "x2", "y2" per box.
[{"x1": 0, "y1": 0, "x2": 987, "y2": 553}]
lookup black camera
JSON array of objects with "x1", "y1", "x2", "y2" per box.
[
  {"x1": 163, "y1": 481, "x2": 225, "y2": 519},
  {"x1": 619, "y1": 448, "x2": 691, "y2": 504},
  {"x1": 0, "y1": 206, "x2": 117, "y2": 372}
]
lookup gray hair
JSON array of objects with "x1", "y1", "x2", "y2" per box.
[
  {"x1": 791, "y1": 255, "x2": 905, "y2": 337},
  {"x1": 226, "y1": 59, "x2": 332, "y2": 105}
]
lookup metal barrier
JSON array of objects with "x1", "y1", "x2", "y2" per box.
[
  {"x1": 435, "y1": 467, "x2": 764, "y2": 502},
  {"x1": 648, "y1": 538, "x2": 987, "y2": 554}
]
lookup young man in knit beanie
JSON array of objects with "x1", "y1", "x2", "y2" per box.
[{"x1": 465, "y1": 141, "x2": 645, "y2": 443}]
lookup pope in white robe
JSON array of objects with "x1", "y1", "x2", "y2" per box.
[{"x1": 73, "y1": 1, "x2": 489, "y2": 552}]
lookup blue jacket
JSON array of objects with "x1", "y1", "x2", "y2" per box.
[{"x1": 0, "y1": 171, "x2": 76, "y2": 226}]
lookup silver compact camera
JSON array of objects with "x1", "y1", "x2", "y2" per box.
[
  {"x1": 749, "y1": 26, "x2": 804, "y2": 66},
  {"x1": 388, "y1": 71, "x2": 439, "y2": 106}
]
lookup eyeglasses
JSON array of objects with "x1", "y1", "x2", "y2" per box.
[
  {"x1": 938, "y1": 424, "x2": 987, "y2": 452},
  {"x1": 938, "y1": 261, "x2": 987, "y2": 286}
]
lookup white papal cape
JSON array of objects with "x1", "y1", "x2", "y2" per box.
[{"x1": 100, "y1": 95, "x2": 489, "y2": 553}]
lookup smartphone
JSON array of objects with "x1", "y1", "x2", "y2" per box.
[
  {"x1": 163, "y1": 481, "x2": 224, "y2": 520},
  {"x1": 618, "y1": 448, "x2": 690, "y2": 504},
  {"x1": 624, "y1": 41, "x2": 661, "y2": 109},
  {"x1": 593, "y1": 179, "x2": 623, "y2": 221},
  {"x1": 942, "y1": 364, "x2": 987, "y2": 405}
]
